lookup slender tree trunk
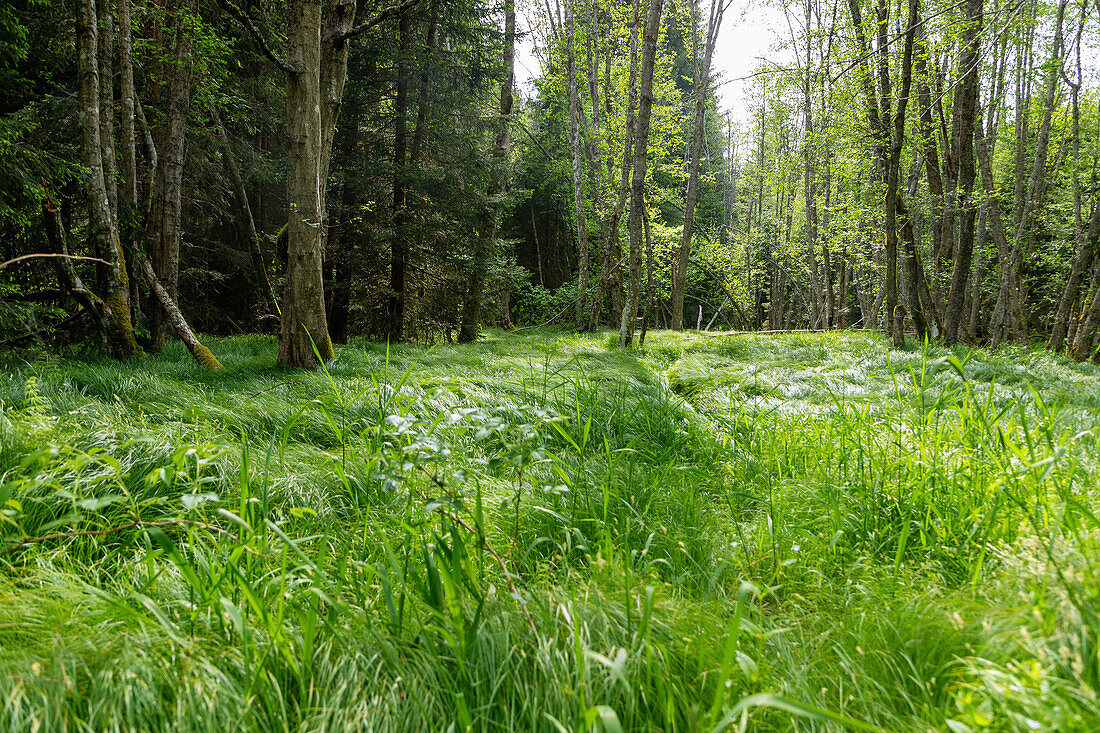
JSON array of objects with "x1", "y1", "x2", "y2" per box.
[
  {"x1": 588, "y1": 0, "x2": 640, "y2": 330},
  {"x1": 671, "y1": 0, "x2": 723, "y2": 330},
  {"x1": 847, "y1": 0, "x2": 901, "y2": 346},
  {"x1": 149, "y1": 0, "x2": 195, "y2": 352},
  {"x1": 989, "y1": 0, "x2": 1066, "y2": 348},
  {"x1": 77, "y1": 0, "x2": 138, "y2": 359},
  {"x1": 802, "y1": 0, "x2": 824, "y2": 330},
  {"x1": 1050, "y1": 11, "x2": 1091, "y2": 352},
  {"x1": 567, "y1": 0, "x2": 590, "y2": 326},
  {"x1": 118, "y1": 0, "x2": 137, "y2": 206},
  {"x1": 639, "y1": 206, "x2": 654, "y2": 345},
  {"x1": 914, "y1": 21, "x2": 945, "y2": 320},
  {"x1": 943, "y1": 0, "x2": 982, "y2": 344},
  {"x1": 618, "y1": 0, "x2": 663, "y2": 347},
  {"x1": 567, "y1": 0, "x2": 594, "y2": 325},
  {"x1": 133, "y1": 250, "x2": 223, "y2": 368},
  {"x1": 968, "y1": 201, "x2": 986, "y2": 342},
  {"x1": 319, "y1": 0, "x2": 357, "y2": 211},
  {"x1": 279, "y1": 0, "x2": 334, "y2": 365}
]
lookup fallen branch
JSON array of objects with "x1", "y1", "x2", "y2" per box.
[{"x1": 0, "y1": 253, "x2": 112, "y2": 270}]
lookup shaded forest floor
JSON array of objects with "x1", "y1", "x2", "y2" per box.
[{"x1": 2, "y1": 329, "x2": 1100, "y2": 731}]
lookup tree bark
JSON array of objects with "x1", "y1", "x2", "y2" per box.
[
  {"x1": 943, "y1": 0, "x2": 982, "y2": 345},
  {"x1": 279, "y1": 0, "x2": 334, "y2": 366},
  {"x1": 618, "y1": 0, "x2": 663, "y2": 347},
  {"x1": 77, "y1": 0, "x2": 139, "y2": 359},
  {"x1": 148, "y1": 0, "x2": 195, "y2": 352}
]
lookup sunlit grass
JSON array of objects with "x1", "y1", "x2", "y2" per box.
[{"x1": 1, "y1": 328, "x2": 1099, "y2": 731}]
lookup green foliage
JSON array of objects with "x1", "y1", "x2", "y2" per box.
[{"x1": 1, "y1": 330, "x2": 1099, "y2": 730}]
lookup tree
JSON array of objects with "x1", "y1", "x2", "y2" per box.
[
  {"x1": 670, "y1": 0, "x2": 723, "y2": 331},
  {"x1": 618, "y1": 0, "x2": 664, "y2": 347}
]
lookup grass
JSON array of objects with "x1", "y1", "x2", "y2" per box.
[{"x1": 1, "y1": 327, "x2": 1099, "y2": 731}]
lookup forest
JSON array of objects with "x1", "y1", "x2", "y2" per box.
[{"x1": 2, "y1": 0, "x2": 1100, "y2": 729}]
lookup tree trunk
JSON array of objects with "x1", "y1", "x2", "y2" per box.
[
  {"x1": 77, "y1": 0, "x2": 139, "y2": 359},
  {"x1": 118, "y1": 0, "x2": 137, "y2": 206},
  {"x1": 587, "y1": 0, "x2": 640, "y2": 331},
  {"x1": 670, "y1": 0, "x2": 723, "y2": 330},
  {"x1": 279, "y1": 0, "x2": 334, "y2": 366},
  {"x1": 639, "y1": 206, "x2": 654, "y2": 345},
  {"x1": 618, "y1": 0, "x2": 663, "y2": 347},
  {"x1": 566, "y1": 0, "x2": 590, "y2": 326},
  {"x1": 847, "y1": 0, "x2": 901, "y2": 346},
  {"x1": 943, "y1": 0, "x2": 982, "y2": 345},
  {"x1": 133, "y1": 249, "x2": 223, "y2": 368},
  {"x1": 914, "y1": 21, "x2": 945, "y2": 319},
  {"x1": 990, "y1": 0, "x2": 1065, "y2": 348},
  {"x1": 319, "y1": 0, "x2": 357, "y2": 212},
  {"x1": 210, "y1": 103, "x2": 280, "y2": 317},
  {"x1": 148, "y1": 0, "x2": 195, "y2": 352},
  {"x1": 1049, "y1": 13, "x2": 1092, "y2": 353}
]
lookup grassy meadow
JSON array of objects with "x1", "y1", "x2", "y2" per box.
[{"x1": 1, "y1": 328, "x2": 1099, "y2": 731}]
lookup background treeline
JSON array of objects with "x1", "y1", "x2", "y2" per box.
[{"x1": 0, "y1": 0, "x2": 1098, "y2": 362}]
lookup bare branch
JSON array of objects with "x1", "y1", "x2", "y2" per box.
[
  {"x1": 216, "y1": 0, "x2": 297, "y2": 74},
  {"x1": 340, "y1": 0, "x2": 425, "y2": 42},
  {"x1": 0, "y1": 253, "x2": 112, "y2": 270}
]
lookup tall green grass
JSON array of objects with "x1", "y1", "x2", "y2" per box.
[{"x1": 1, "y1": 329, "x2": 1098, "y2": 731}]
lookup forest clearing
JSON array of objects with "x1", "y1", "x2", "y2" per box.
[
  {"x1": 3, "y1": 0, "x2": 1100, "y2": 727},
  {"x1": 2, "y1": 329, "x2": 1100, "y2": 731}
]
